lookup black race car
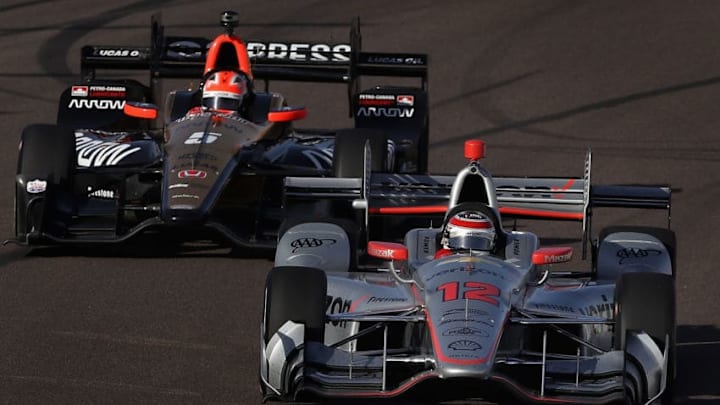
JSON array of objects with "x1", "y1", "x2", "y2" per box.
[{"x1": 10, "y1": 11, "x2": 429, "y2": 249}]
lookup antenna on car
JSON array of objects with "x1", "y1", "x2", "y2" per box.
[{"x1": 220, "y1": 10, "x2": 239, "y2": 35}]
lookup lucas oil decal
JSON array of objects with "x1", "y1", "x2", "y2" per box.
[{"x1": 92, "y1": 48, "x2": 141, "y2": 57}]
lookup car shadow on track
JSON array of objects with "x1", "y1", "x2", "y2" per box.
[
  {"x1": 674, "y1": 324, "x2": 720, "y2": 404},
  {"x1": 7, "y1": 233, "x2": 275, "y2": 260}
]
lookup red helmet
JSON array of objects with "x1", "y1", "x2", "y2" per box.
[
  {"x1": 202, "y1": 70, "x2": 248, "y2": 112},
  {"x1": 441, "y1": 210, "x2": 496, "y2": 251}
]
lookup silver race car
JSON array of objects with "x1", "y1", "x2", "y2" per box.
[{"x1": 260, "y1": 140, "x2": 675, "y2": 404}]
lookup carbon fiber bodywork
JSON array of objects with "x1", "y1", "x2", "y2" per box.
[{"x1": 10, "y1": 12, "x2": 430, "y2": 248}]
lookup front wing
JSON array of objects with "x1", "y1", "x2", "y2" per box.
[
  {"x1": 261, "y1": 315, "x2": 669, "y2": 404},
  {"x1": 11, "y1": 165, "x2": 290, "y2": 249}
]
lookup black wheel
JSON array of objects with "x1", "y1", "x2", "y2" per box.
[
  {"x1": 615, "y1": 272, "x2": 675, "y2": 404},
  {"x1": 332, "y1": 128, "x2": 387, "y2": 177},
  {"x1": 263, "y1": 266, "x2": 327, "y2": 344},
  {"x1": 15, "y1": 124, "x2": 75, "y2": 238}
]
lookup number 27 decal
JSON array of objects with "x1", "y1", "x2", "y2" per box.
[{"x1": 437, "y1": 281, "x2": 500, "y2": 306}]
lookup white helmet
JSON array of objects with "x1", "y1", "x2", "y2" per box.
[{"x1": 441, "y1": 210, "x2": 496, "y2": 251}]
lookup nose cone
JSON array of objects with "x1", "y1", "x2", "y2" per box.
[{"x1": 417, "y1": 255, "x2": 514, "y2": 378}]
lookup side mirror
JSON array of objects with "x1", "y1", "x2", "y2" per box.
[
  {"x1": 124, "y1": 101, "x2": 159, "y2": 120},
  {"x1": 268, "y1": 106, "x2": 307, "y2": 123},
  {"x1": 367, "y1": 241, "x2": 408, "y2": 261},
  {"x1": 532, "y1": 247, "x2": 573, "y2": 265}
]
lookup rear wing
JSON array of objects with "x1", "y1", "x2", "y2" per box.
[
  {"x1": 284, "y1": 148, "x2": 671, "y2": 258},
  {"x1": 283, "y1": 175, "x2": 672, "y2": 219},
  {"x1": 80, "y1": 13, "x2": 427, "y2": 112}
]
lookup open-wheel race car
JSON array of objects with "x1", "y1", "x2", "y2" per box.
[
  {"x1": 10, "y1": 11, "x2": 428, "y2": 249},
  {"x1": 260, "y1": 140, "x2": 676, "y2": 404}
]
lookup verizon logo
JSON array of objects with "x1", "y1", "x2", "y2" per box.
[
  {"x1": 68, "y1": 99, "x2": 125, "y2": 110},
  {"x1": 75, "y1": 133, "x2": 141, "y2": 167},
  {"x1": 356, "y1": 107, "x2": 415, "y2": 118}
]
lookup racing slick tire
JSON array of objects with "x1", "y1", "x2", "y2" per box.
[
  {"x1": 15, "y1": 124, "x2": 75, "y2": 239},
  {"x1": 263, "y1": 266, "x2": 327, "y2": 344},
  {"x1": 594, "y1": 226, "x2": 676, "y2": 279},
  {"x1": 615, "y1": 272, "x2": 675, "y2": 404},
  {"x1": 332, "y1": 128, "x2": 388, "y2": 177}
]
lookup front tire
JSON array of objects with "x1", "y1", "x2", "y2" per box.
[
  {"x1": 615, "y1": 272, "x2": 675, "y2": 404},
  {"x1": 263, "y1": 266, "x2": 327, "y2": 344},
  {"x1": 15, "y1": 124, "x2": 75, "y2": 239}
]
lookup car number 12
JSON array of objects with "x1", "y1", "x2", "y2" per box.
[{"x1": 437, "y1": 281, "x2": 500, "y2": 306}]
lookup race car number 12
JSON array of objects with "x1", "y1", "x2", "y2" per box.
[{"x1": 437, "y1": 281, "x2": 500, "y2": 306}]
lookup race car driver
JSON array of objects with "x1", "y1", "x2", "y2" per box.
[
  {"x1": 434, "y1": 210, "x2": 497, "y2": 259},
  {"x1": 184, "y1": 70, "x2": 253, "y2": 118},
  {"x1": 201, "y1": 70, "x2": 251, "y2": 114}
]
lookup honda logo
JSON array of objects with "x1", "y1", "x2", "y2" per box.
[{"x1": 178, "y1": 170, "x2": 207, "y2": 179}]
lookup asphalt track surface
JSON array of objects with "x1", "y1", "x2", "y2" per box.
[{"x1": 0, "y1": 1, "x2": 719, "y2": 404}]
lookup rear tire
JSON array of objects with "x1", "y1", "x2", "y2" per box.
[
  {"x1": 615, "y1": 272, "x2": 675, "y2": 404},
  {"x1": 332, "y1": 128, "x2": 387, "y2": 177},
  {"x1": 263, "y1": 266, "x2": 327, "y2": 343},
  {"x1": 15, "y1": 124, "x2": 75, "y2": 239}
]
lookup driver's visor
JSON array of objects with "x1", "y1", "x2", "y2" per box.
[
  {"x1": 446, "y1": 235, "x2": 494, "y2": 251},
  {"x1": 202, "y1": 96, "x2": 240, "y2": 111}
]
